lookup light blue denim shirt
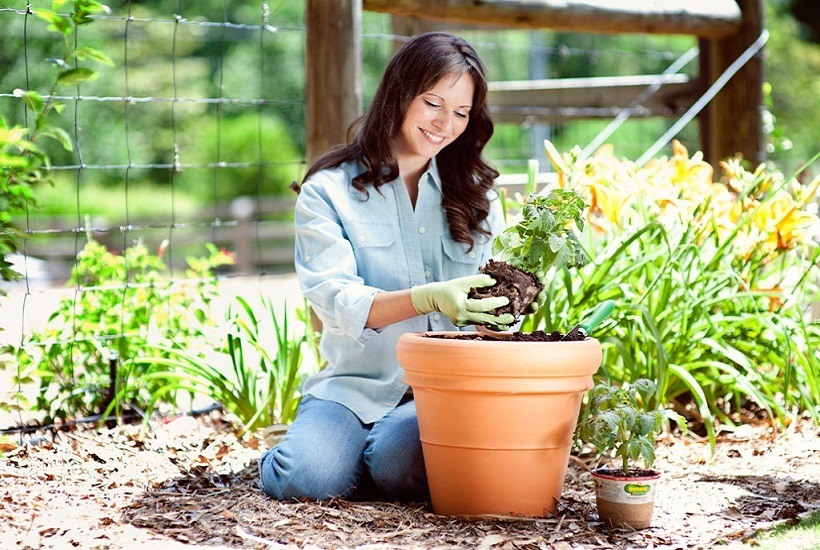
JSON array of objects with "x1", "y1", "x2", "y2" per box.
[{"x1": 294, "y1": 157, "x2": 505, "y2": 423}]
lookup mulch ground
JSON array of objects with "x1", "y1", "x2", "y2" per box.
[{"x1": 0, "y1": 411, "x2": 817, "y2": 549}]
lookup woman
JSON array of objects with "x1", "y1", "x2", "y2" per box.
[{"x1": 259, "y1": 32, "x2": 513, "y2": 503}]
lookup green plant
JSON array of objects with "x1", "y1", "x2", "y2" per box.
[
  {"x1": 1, "y1": 237, "x2": 233, "y2": 422},
  {"x1": 473, "y1": 159, "x2": 590, "y2": 324},
  {"x1": 175, "y1": 113, "x2": 302, "y2": 201},
  {"x1": 578, "y1": 378, "x2": 684, "y2": 474},
  {"x1": 1, "y1": 0, "x2": 113, "y2": 291},
  {"x1": 493, "y1": 186, "x2": 588, "y2": 279},
  {"x1": 113, "y1": 295, "x2": 313, "y2": 431},
  {"x1": 295, "y1": 300, "x2": 327, "y2": 372},
  {"x1": 528, "y1": 140, "x2": 820, "y2": 447}
]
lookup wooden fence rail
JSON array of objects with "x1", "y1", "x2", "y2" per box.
[{"x1": 19, "y1": 195, "x2": 298, "y2": 285}]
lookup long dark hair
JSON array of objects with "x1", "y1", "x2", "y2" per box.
[{"x1": 302, "y1": 32, "x2": 499, "y2": 248}]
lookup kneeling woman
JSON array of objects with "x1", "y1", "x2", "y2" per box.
[{"x1": 259, "y1": 32, "x2": 512, "y2": 502}]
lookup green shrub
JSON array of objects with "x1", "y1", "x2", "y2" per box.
[
  {"x1": 175, "y1": 112, "x2": 303, "y2": 202},
  {"x1": 523, "y1": 140, "x2": 820, "y2": 446},
  {"x1": 1, "y1": 237, "x2": 233, "y2": 423},
  {"x1": 114, "y1": 295, "x2": 314, "y2": 431}
]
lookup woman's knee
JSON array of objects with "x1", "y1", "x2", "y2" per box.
[
  {"x1": 258, "y1": 396, "x2": 370, "y2": 501},
  {"x1": 364, "y1": 403, "x2": 429, "y2": 501},
  {"x1": 259, "y1": 444, "x2": 361, "y2": 500}
]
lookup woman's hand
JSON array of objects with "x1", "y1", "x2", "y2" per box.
[{"x1": 410, "y1": 274, "x2": 515, "y2": 327}]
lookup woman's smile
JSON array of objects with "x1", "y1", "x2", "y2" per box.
[{"x1": 420, "y1": 128, "x2": 445, "y2": 144}]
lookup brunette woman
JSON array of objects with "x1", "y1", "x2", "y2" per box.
[{"x1": 260, "y1": 32, "x2": 513, "y2": 502}]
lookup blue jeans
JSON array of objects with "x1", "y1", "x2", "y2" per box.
[{"x1": 259, "y1": 394, "x2": 429, "y2": 502}]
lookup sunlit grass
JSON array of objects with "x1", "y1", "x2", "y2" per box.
[{"x1": 741, "y1": 511, "x2": 820, "y2": 550}]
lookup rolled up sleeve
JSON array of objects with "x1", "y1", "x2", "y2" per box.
[{"x1": 294, "y1": 175, "x2": 381, "y2": 343}]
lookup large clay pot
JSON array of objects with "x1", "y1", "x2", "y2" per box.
[{"x1": 397, "y1": 332, "x2": 602, "y2": 517}]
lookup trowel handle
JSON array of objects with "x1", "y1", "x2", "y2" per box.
[{"x1": 579, "y1": 300, "x2": 615, "y2": 334}]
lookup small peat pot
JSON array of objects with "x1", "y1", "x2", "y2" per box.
[
  {"x1": 397, "y1": 332, "x2": 602, "y2": 518},
  {"x1": 591, "y1": 468, "x2": 661, "y2": 529}
]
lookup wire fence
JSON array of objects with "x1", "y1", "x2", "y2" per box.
[{"x1": 0, "y1": 2, "x2": 699, "y2": 348}]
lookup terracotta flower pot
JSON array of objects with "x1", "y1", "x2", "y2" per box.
[
  {"x1": 397, "y1": 332, "x2": 602, "y2": 517},
  {"x1": 591, "y1": 468, "x2": 661, "y2": 529}
]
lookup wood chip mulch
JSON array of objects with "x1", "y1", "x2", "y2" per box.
[{"x1": 1, "y1": 411, "x2": 817, "y2": 549}]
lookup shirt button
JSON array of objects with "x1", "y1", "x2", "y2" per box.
[
  {"x1": 357, "y1": 234, "x2": 366, "y2": 243},
  {"x1": 469, "y1": 251, "x2": 476, "y2": 258},
  {"x1": 418, "y1": 227, "x2": 426, "y2": 234},
  {"x1": 424, "y1": 269, "x2": 431, "y2": 278},
  {"x1": 433, "y1": 314, "x2": 441, "y2": 321},
  {"x1": 305, "y1": 254, "x2": 311, "y2": 262}
]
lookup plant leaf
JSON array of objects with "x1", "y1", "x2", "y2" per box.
[{"x1": 57, "y1": 67, "x2": 97, "y2": 86}]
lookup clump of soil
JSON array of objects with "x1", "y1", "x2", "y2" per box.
[{"x1": 468, "y1": 259, "x2": 543, "y2": 323}]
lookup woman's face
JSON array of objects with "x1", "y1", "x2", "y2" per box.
[{"x1": 395, "y1": 72, "x2": 475, "y2": 167}]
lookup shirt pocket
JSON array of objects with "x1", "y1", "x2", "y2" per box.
[
  {"x1": 346, "y1": 220, "x2": 401, "y2": 288},
  {"x1": 441, "y1": 237, "x2": 482, "y2": 278},
  {"x1": 348, "y1": 221, "x2": 396, "y2": 250}
]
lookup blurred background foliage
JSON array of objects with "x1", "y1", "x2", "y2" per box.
[
  {"x1": 0, "y1": 0, "x2": 817, "y2": 430},
  {"x1": 0, "y1": 0, "x2": 816, "y2": 224}
]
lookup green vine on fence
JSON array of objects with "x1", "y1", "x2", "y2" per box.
[{"x1": 0, "y1": 0, "x2": 113, "y2": 289}]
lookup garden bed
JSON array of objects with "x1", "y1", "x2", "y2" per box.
[{"x1": 1, "y1": 410, "x2": 817, "y2": 549}]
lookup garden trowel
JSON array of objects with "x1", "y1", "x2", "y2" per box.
[{"x1": 562, "y1": 300, "x2": 615, "y2": 341}]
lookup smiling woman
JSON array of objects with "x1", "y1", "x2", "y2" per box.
[
  {"x1": 258, "y1": 32, "x2": 510, "y2": 505},
  {"x1": 395, "y1": 72, "x2": 474, "y2": 204}
]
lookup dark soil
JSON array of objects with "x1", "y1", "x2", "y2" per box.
[
  {"x1": 593, "y1": 468, "x2": 660, "y2": 479},
  {"x1": 468, "y1": 259, "x2": 543, "y2": 325},
  {"x1": 427, "y1": 330, "x2": 583, "y2": 342}
]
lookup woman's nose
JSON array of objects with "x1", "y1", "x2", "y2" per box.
[{"x1": 432, "y1": 112, "x2": 452, "y2": 132}]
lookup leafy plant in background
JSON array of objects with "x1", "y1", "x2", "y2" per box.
[
  {"x1": 111, "y1": 295, "x2": 314, "y2": 431},
  {"x1": 524, "y1": 140, "x2": 820, "y2": 447},
  {"x1": 1, "y1": 237, "x2": 233, "y2": 423},
  {"x1": 0, "y1": 0, "x2": 113, "y2": 291}
]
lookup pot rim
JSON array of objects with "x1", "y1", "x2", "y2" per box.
[
  {"x1": 398, "y1": 331, "x2": 603, "y2": 379},
  {"x1": 402, "y1": 331, "x2": 600, "y2": 345}
]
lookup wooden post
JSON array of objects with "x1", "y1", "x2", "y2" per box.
[
  {"x1": 305, "y1": 1, "x2": 362, "y2": 334},
  {"x1": 230, "y1": 196, "x2": 255, "y2": 274},
  {"x1": 305, "y1": 0, "x2": 362, "y2": 163},
  {"x1": 698, "y1": 0, "x2": 766, "y2": 168}
]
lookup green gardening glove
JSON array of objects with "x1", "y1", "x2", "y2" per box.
[
  {"x1": 411, "y1": 274, "x2": 516, "y2": 328},
  {"x1": 528, "y1": 288, "x2": 547, "y2": 315}
]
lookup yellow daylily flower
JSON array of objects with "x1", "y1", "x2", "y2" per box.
[
  {"x1": 670, "y1": 140, "x2": 713, "y2": 187},
  {"x1": 544, "y1": 139, "x2": 570, "y2": 189},
  {"x1": 585, "y1": 179, "x2": 634, "y2": 232},
  {"x1": 752, "y1": 189, "x2": 820, "y2": 251}
]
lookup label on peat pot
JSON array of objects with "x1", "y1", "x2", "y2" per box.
[{"x1": 595, "y1": 477, "x2": 657, "y2": 504}]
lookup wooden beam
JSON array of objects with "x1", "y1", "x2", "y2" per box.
[
  {"x1": 699, "y1": 0, "x2": 766, "y2": 167},
  {"x1": 364, "y1": 0, "x2": 742, "y2": 38},
  {"x1": 306, "y1": 0, "x2": 362, "y2": 163},
  {"x1": 488, "y1": 74, "x2": 700, "y2": 123}
]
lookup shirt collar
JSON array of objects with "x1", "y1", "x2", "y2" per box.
[
  {"x1": 353, "y1": 156, "x2": 443, "y2": 194},
  {"x1": 425, "y1": 156, "x2": 443, "y2": 194}
]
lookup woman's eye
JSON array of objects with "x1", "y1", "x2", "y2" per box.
[
  {"x1": 454, "y1": 111, "x2": 468, "y2": 119},
  {"x1": 423, "y1": 99, "x2": 440, "y2": 108}
]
